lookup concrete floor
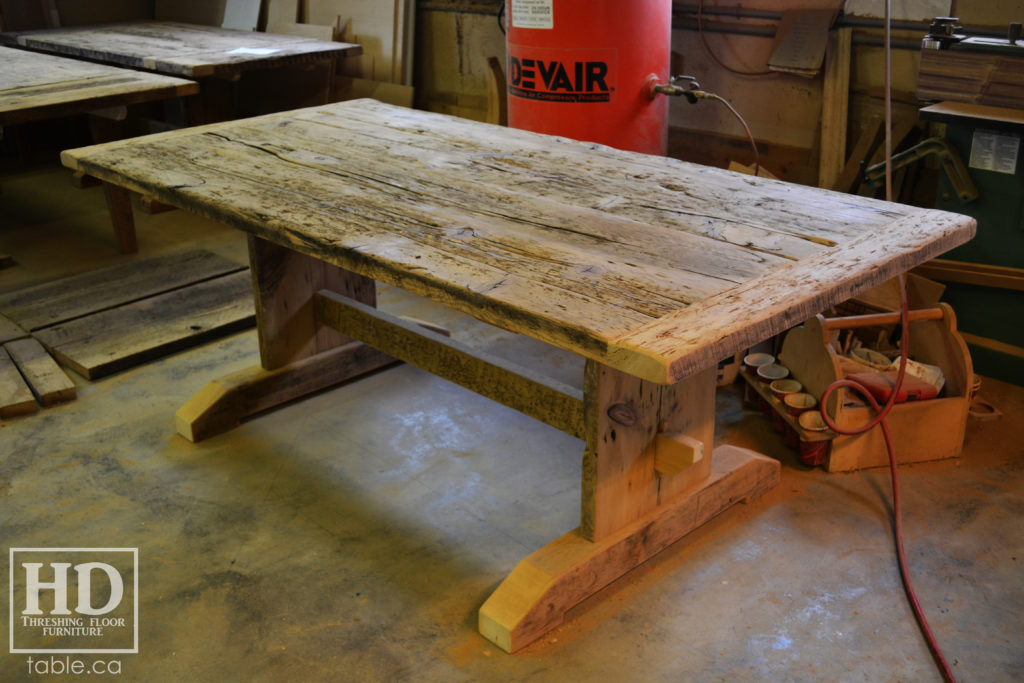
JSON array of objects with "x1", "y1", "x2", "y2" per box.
[{"x1": 2, "y1": 164, "x2": 1023, "y2": 682}]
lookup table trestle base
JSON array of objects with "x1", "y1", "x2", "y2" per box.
[{"x1": 479, "y1": 444, "x2": 780, "y2": 652}]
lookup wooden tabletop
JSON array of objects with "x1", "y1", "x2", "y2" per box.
[
  {"x1": 0, "y1": 21, "x2": 361, "y2": 79},
  {"x1": 0, "y1": 45, "x2": 198, "y2": 126},
  {"x1": 60, "y1": 99, "x2": 976, "y2": 384}
]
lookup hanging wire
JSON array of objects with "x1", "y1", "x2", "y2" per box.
[{"x1": 697, "y1": 0, "x2": 775, "y2": 76}]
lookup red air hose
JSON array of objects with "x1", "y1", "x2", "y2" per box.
[{"x1": 818, "y1": 274, "x2": 956, "y2": 682}]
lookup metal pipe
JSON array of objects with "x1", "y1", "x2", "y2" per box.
[
  {"x1": 673, "y1": 6, "x2": 781, "y2": 21},
  {"x1": 673, "y1": 19, "x2": 920, "y2": 48},
  {"x1": 673, "y1": 3, "x2": 1008, "y2": 37},
  {"x1": 418, "y1": 1, "x2": 502, "y2": 16},
  {"x1": 670, "y1": 18, "x2": 775, "y2": 38}
]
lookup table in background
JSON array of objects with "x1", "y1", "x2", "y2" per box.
[
  {"x1": 0, "y1": 44, "x2": 198, "y2": 252},
  {"x1": 60, "y1": 99, "x2": 977, "y2": 652},
  {"x1": 0, "y1": 21, "x2": 361, "y2": 121}
]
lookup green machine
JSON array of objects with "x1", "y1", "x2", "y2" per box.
[{"x1": 915, "y1": 19, "x2": 1024, "y2": 386}]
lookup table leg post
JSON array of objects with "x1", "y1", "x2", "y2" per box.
[
  {"x1": 248, "y1": 236, "x2": 375, "y2": 369},
  {"x1": 102, "y1": 182, "x2": 137, "y2": 254},
  {"x1": 322, "y1": 58, "x2": 337, "y2": 104},
  {"x1": 479, "y1": 363, "x2": 780, "y2": 653},
  {"x1": 176, "y1": 238, "x2": 389, "y2": 441}
]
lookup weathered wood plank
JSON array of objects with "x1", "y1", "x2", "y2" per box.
[
  {"x1": 0, "y1": 248, "x2": 247, "y2": 331},
  {"x1": 0, "y1": 21, "x2": 361, "y2": 79},
  {"x1": 818, "y1": 27, "x2": 851, "y2": 189},
  {"x1": 0, "y1": 312, "x2": 27, "y2": 345},
  {"x1": 214, "y1": 118, "x2": 791, "y2": 284},
  {"x1": 3, "y1": 337, "x2": 75, "y2": 406},
  {"x1": 315, "y1": 289, "x2": 585, "y2": 438},
  {"x1": 59, "y1": 100, "x2": 977, "y2": 383},
  {"x1": 0, "y1": 346, "x2": 37, "y2": 418},
  {"x1": 34, "y1": 271, "x2": 255, "y2": 379},
  {"x1": 0, "y1": 45, "x2": 198, "y2": 127},
  {"x1": 63, "y1": 141, "x2": 654, "y2": 360}
]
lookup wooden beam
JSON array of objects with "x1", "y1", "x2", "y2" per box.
[
  {"x1": 249, "y1": 236, "x2": 376, "y2": 370},
  {"x1": 913, "y1": 259, "x2": 1024, "y2": 292},
  {"x1": 581, "y1": 362, "x2": 716, "y2": 541},
  {"x1": 176, "y1": 341, "x2": 398, "y2": 442},
  {"x1": 479, "y1": 445, "x2": 780, "y2": 653},
  {"x1": 653, "y1": 431, "x2": 704, "y2": 476},
  {"x1": 314, "y1": 290, "x2": 586, "y2": 439},
  {"x1": 960, "y1": 331, "x2": 1024, "y2": 362},
  {"x1": 485, "y1": 56, "x2": 507, "y2": 127},
  {"x1": 831, "y1": 115, "x2": 882, "y2": 193},
  {"x1": 818, "y1": 27, "x2": 851, "y2": 189}
]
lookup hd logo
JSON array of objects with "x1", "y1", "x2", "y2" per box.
[{"x1": 507, "y1": 47, "x2": 617, "y2": 103}]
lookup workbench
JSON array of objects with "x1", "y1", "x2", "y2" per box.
[
  {"x1": 60, "y1": 99, "x2": 976, "y2": 652},
  {"x1": 0, "y1": 45, "x2": 197, "y2": 128},
  {"x1": 0, "y1": 44, "x2": 198, "y2": 252},
  {"x1": 0, "y1": 21, "x2": 361, "y2": 122}
]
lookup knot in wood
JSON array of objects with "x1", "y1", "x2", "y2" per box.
[{"x1": 606, "y1": 402, "x2": 637, "y2": 427}]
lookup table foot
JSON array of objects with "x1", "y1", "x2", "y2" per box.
[
  {"x1": 478, "y1": 445, "x2": 780, "y2": 653},
  {"x1": 175, "y1": 341, "x2": 397, "y2": 442}
]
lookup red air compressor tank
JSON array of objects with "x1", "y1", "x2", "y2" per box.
[{"x1": 505, "y1": 0, "x2": 672, "y2": 155}]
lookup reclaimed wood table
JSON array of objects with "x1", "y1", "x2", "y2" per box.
[
  {"x1": 0, "y1": 21, "x2": 361, "y2": 122},
  {"x1": 60, "y1": 100, "x2": 976, "y2": 652},
  {"x1": 0, "y1": 45, "x2": 198, "y2": 252}
]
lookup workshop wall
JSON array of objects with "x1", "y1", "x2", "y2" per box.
[
  {"x1": 415, "y1": 1, "x2": 1024, "y2": 189},
  {"x1": 414, "y1": 1, "x2": 505, "y2": 120},
  {"x1": 35, "y1": 1, "x2": 1024, "y2": 190}
]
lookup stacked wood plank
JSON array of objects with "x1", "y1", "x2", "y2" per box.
[
  {"x1": 0, "y1": 250, "x2": 255, "y2": 398},
  {"x1": 917, "y1": 47, "x2": 1024, "y2": 110}
]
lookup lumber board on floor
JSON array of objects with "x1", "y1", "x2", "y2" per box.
[
  {"x1": 0, "y1": 249, "x2": 246, "y2": 331},
  {"x1": 0, "y1": 346, "x2": 37, "y2": 418},
  {"x1": 3, "y1": 337, "x2": 75, "y2": 406},
  {"x1": 0, "y1": 312, "x2": 27, "y2": 345},
  {"x1": 34, "y1": 270, "x2": 256, "y2": 379}
]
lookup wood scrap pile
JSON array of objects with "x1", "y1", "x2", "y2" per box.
[
  {"x1": 0, "y1": 317, "x2": 73, "y2": 418},
  {"x1": 0, "y1": 249, "x2": 255, "y2": 419}
]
